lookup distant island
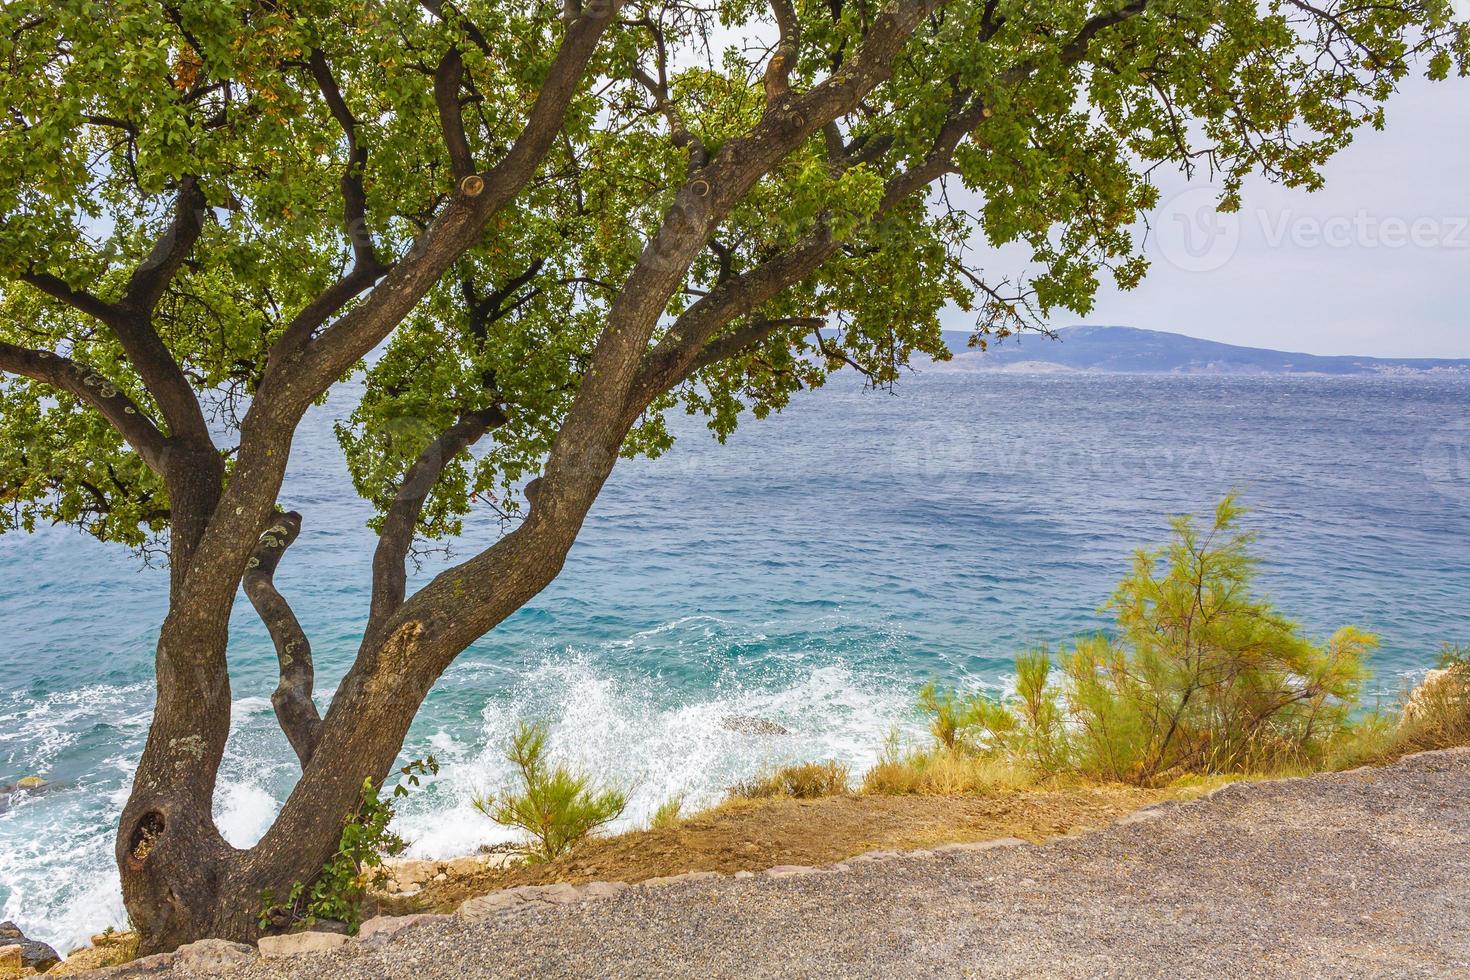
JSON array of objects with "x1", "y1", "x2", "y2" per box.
[{"x1": 933, "y1": 325, "x2": 1470, "y2": 376}]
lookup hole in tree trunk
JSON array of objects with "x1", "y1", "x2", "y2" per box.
[{"x1": 128, "y1": 810, "x2": 166, "y2": 866}]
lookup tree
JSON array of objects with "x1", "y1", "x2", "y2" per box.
[{"x1": 0, "y1": 0, "x2": 1462, "y2": 952}]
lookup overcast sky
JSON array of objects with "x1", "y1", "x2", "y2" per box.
[{"x1": 1016, "y1": 74, "x2": 1470, "y2": 358}]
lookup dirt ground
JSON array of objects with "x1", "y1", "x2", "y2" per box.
[{"x1": 380, "y1": 781, "x2": 1212, "y2": 915}]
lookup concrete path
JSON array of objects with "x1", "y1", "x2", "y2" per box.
[{"x1": 139, "y1": 748, "x2": 1470, "y2": 979}]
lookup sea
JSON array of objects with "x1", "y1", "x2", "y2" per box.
[{"x1": 1, "y1": 369, "x2": 1467, "y2": 952}]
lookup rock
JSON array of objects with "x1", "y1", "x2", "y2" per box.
[
  {"x1": 720, "y1": 715, "x2": 791, "y2": 736},
  {"x1": 847, "y1": 849, "x2": 900, "y2": 864},
  {"x1": 87, "y1": 951, "x2": 176, "y2": 976},
  {"x1": 458, "y1": 880, "x2": 632, "y2": 920},
  {"x1": 1402, "y1": 668, "x2": 1463, "y2": 724},
  {"x1": 457, "y1": 889, "x2": 530, "y2": 919},
  {"x1": 358, "y1": 913, "x2": 446, "y2": 943},
  {"x1": 0, "y1": 778, "x2": 69, "y2": 815},
  {"x1": 0, "y1": 944, "x2": 22, "y2": 972},
  {"x1": 531, "y1": 883, "x2": 582, "y2": 904},
  {"x1": 639, "y1": 870, "x2": 721, "y2": 888},
  {"x1": 256, "y1": 931, "x2": 349, "y2": 958},
  {"x1": 0, "y1": 922, "x2": 60, "y2": 972},
  {"x1": 1115, "y1": 807, "x2": 1166, "y2": 826},
  {"x1": 173, "y1": 938, "x2": 256, "y2": 972}
]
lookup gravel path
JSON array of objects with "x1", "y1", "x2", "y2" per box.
[{"x1": 165, "y1": 748, "x2": 1470, "y2": 979}]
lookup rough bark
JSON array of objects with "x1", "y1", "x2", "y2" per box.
[{"x1": 243, "y1": 512, "x2": 322, "y2": 767}]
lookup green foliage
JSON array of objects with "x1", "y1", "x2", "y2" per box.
[
  {"x1": 259, "y1": 757, "x2": 437, "y2": 933},
  {"x1": 473, "y1": 722, "x2": 626, "y2": 863},
  {"x1": 915, "y1": 681, "x2": 1014, "y2": 753},
  {"x1": 649, "y1": 795, "x2": 685, "y2": 830},
  {"x1": 969, "y1": 498, "x2": 1375, "y2": 785},
  {"x1": 1438, "y1": 641, "x2": 1470, "y2": 672},
  {"x1": 1009, "y1": 650, "x2": 1070, "y2": 772},
  {"x1": 727, "y1": 760, "x2": 851, "y2": 800},
  {"x1": 3, "y1": 1, "x2": 1466, "y2": 548}
]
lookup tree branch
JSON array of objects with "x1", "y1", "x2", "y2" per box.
[
  {"x1": 376, "y1": 0, "x2": 950, "y2": 667},
  {"x1": 434, "y1": 49, "x2": 476, "y2": 180},
  {"x1": 243, "y1": 511, "x2": 322, "y2": 767},
  {"x1": 366, "y1": 407, "x2": 506, "y2": 641},
  {"x1": 120, "y1": 175, "x2": 207, "y2": 315},
  {"x1": 0, "y1": 340, "x2": 169, "y2": 473},
  {"x1": 764, "y1": 0, "x2": 801, "y2": 104},
  {"x1": 634, "y1": 0, "x2": 1155, "y2": 402},
  {"x1": 19, "y1": 185, "x2": 214, "y2": 449},
  {"x1": 278, "y1": 5, "x2": 619, "y2": 405}
]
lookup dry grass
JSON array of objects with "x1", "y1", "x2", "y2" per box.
[
  {"x1": 48, "y1": 931, "x2": 139, "y2": 975},
  {"x1": 382, "y1": 780, "x2": 1211, "y2": 916},
  {"x1": 1325, "y1": 662, "x2": 1470, "y2": 771},
  {"x1": 1395, "y1": 665, "x2": 1470, "y2": 752},
  {"x1": 862, "y1": 745, "x2": 1040, "y2": 796},
  {"x1": 727, "y1": 760, "x2": 851, "y2": 800}
]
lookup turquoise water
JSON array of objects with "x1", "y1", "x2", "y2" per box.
[{"x1": 1, "y1": 370, "x2": 1468, "y2": 951}]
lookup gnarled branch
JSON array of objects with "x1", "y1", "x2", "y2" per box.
[{"x1": 243, "y1": 511, "x2": 321, "y2": 767}]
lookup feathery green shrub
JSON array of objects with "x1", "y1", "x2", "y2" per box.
[
  {"x1": 1057, "y1": 497, "x2": 1374, "y2": 783},
  {"x1": 474, "y1": 722, "x2": 626, "y2": 862},
  {"x1": 907, "y1": 498, "x2": 1377, "y2": 787}
]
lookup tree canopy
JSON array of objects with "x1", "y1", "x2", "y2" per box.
[{"x1": 3, "y1": 0, "x2": 1462, "y2": 551}]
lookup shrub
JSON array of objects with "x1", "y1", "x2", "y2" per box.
[
  {"x1": 1055, "y1": 498, "x2": 1374, "y2": 783},
  {"x1": 260, "y1": 757, "x2": 436, "y2": 932},
  {"x1": 915, "y1": 681, "x2": 1015, "y2": 753},
  {"x1": 916, "y1": 498, "x2": 1376, "y2": 787},
  {"x1": 727, "y1": 760, "x2": 850, "y2": 800},
  {"x1": 1007, "y1": 650, "x2": 1070, "y2": 772},
  {"x1": 473, "y1": 722, "x2": 627, "y2": 862},
  {"x1": 650, "y1": 795, "x2": 685, "y2": 829}
]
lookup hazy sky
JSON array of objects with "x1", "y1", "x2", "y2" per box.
[{"x1": 1020, "y1": 74, "x2": 1470, "y2": 358}]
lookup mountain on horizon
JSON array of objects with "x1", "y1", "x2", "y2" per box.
[{"x1": 934, "y1": 325, "x2": 1470, "y2": 376}]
